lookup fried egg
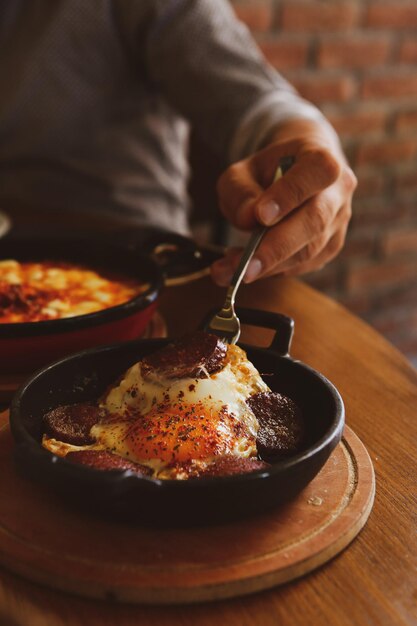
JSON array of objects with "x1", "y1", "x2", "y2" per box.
[
  {"x1": 93, "y1": 344, "x2": 269, "y2": 477},
  {"x1": 43, "y1": 344, "x2": 270, "y2": 479}
]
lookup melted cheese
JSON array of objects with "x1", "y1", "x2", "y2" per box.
[
  {"x1": 0, "y1": 259, "x2": 147, "y2": 323},
  {"x1": 42, "y1": 344, "x2": 271, "y2": 480}
]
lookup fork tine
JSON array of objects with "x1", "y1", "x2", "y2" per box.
[
  {"x1": 205, "y1": 304, "x2": 240, "y2": 341},
  {"x1": 204, "y1": 311, "x2": 240, "y2": 344}
]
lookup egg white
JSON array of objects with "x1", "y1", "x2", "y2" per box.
[
  {"x1": 90, "y1": 344, "x2": 270, "y2": 476},
  {"x1": 103, "y1": 344, "x2": 268, "y2": 426},
  {"x1": 44, "y1": 344, "x2": 271, "y2": 479}
]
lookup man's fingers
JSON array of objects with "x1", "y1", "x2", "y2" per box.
[
  {"x1": 213, "y1": 118, "x2": 357, "y2": 285},
  {"x1": 243, "y1": 192, "x2": 351, "y2": 282},
  {"x1": 211, "y1": 187, "x2": 348, "y2": 287},
  {"x1": 279, "y1": 223, "x2": 349, "y2": 276},
  {"x1": 254, "y1": 147, "x2": 341, "y2": 226},
  {"x1": 252, "y1": 187, "x2": 342, "y2": 274},
  {"x1": 217, "y1": 138, "x2": 346, "y2": 234},
  {"x1": 217, "y1": 160, "x2": 264, "y2": 230}
]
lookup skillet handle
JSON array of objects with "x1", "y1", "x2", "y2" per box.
[
  {"x1": 124, "y1": 230, "x2": 222, "y2": 286},
  {"x1": 234, "y1": 307, "x2": 294, "y2": 356}
]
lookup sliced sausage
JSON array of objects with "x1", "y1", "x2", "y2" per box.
[
  {"x1": 247, "y1": 391, "x2": 305, "y2": 461},
  {"x1": 142, "y1": 331, "x2": 227, "y2": 379},
  {"x1": 43, "y1": 403, "x2": 103, "y2": 445},
  {"x1": 66, "y1": 449, "x2": 152, "y2": 475},
  {"x1": 196, "y1": 455, "x2": 269, "y2": 478}
]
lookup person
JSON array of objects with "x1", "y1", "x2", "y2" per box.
[{"x1": 0, "y1": 0, "x2": 356, "y2": 286}]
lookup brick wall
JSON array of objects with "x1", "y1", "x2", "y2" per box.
[{"x1": 231, "y1": 0, "x2": 417, "y2": 366}]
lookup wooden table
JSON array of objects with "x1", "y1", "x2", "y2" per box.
[{"x1": 0, "y1": 276, "x2": 416, "y2": 626}]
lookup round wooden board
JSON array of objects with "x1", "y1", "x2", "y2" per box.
[
  {"x1": 0, "y1": 311, "x2": 167, "y2": 404},
  {"x1": 0, "y1": 420, "x2": 374, "y2": 605}
]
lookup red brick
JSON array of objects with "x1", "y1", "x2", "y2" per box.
[
  {"x1": 362, "y1": 284, "x2": 417, "y2": 356},
  {"x1": 317, "y1": 35, "x2": 392, "y2": 69},
  {"x1": 338, "y1": 292, "x2": 373, "y2": 315},
  {"x1": 351, "y1": 200, "x2": 408, "y2": 228},
  {"x1": 394, "y1": 109, "x2": 417, "y2": 132},
  {"x1": 346, "y1": 259, "x2": 417, "y2": 292},
  {"x1": 355, "y1": 138, "x2": 417, "y2": 166},
  {"x1": 339, "y1": 231, "x2": 376, "y2": 260},
  {"x1": 291, "y1": 74, "x2": 356, "y2": 104},
  {"x1": 362, "y1": 72, "x2": 417, "y2": 99},
  {"x1": 366, "y1": 2, "x2": 417, "y2": 28},
  {"x1": 394, "y1": 335, "x2": 417, "y2": 359},
  {"x1": 281, "y1": 2, "x2": 360, "y2": 32},
  {"x1": 327, "y1": 109, "x2": 387, "y2": 137},
  {"x1": 368, "y1": 306, "x2": 417, "y2": 350},
  {"x1": 395, "y1": 198, "x2": 417, "y2": 221},
  {"x1": 380, "y1": 228, "x2": 417, "y2": 256},
  {"x1": 303, "y1": 265, "x2": 341, "y2": 293},
  {"x1": 375, "y1": 282, "x2": 417, "y2": 311},
  {"x1": 259, "y1": 39, "x2": 310, "y2": 70},
  {"x1": 371, "y1": 311, "x2": 414, "y2": 337},
  {"x1": 398, "y1": 38, "x2": 417, "y2": 64},
  {"x1": 394, "y1": 168, "x2": 417, "y2": 192},
  {"x1": 354, "y1": 170, "x2": 387, "y2": 198},
  {"x1": 367, "y1": 313, "x2": 403, "y2": 336},
  {"x1": 232, "y1": 1, "x2": 273, "y2": 32}
]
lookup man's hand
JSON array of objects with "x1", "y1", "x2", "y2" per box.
[{"x1": 211, "y1": 118, "x2": 357, "y2": 285}]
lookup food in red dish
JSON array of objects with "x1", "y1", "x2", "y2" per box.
[
  {"x1": 0, "y1": 259, "x2": 147, "y2": 323},
  {"x1": 42, "y1": 332, "x2": 305, "y2": 479}
]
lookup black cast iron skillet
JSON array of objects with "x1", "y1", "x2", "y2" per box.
[{"x1": 9, "y1": 307, "x2": 344, "y2": 527}]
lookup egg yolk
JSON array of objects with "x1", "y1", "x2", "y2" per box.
[{"x1": 124, "y1": 402, "x2": 242, "y2": 464}]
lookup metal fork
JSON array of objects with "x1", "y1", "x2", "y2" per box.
[{"x1": 205, "y1": 157, "x2": 294, "y2": 344}]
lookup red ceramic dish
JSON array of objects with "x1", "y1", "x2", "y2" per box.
[{"x1": 0, "y1": 236, "x2": 162, "y2": 374}]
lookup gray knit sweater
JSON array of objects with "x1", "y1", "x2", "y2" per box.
[{"x1": 0, "y1": 0, "x2": 327, "y2": 233}]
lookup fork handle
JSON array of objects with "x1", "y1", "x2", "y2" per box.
[
  {"x1": 224, "y1": 226, "x2": 266, "y2": 310},
  {"x1": 224, "y1": 156, "x2": 294, "y2": 310}
]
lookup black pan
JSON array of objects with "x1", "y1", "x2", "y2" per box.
[{"x1": 9, "y1": 307, "x2": 344, "y2": 527}]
